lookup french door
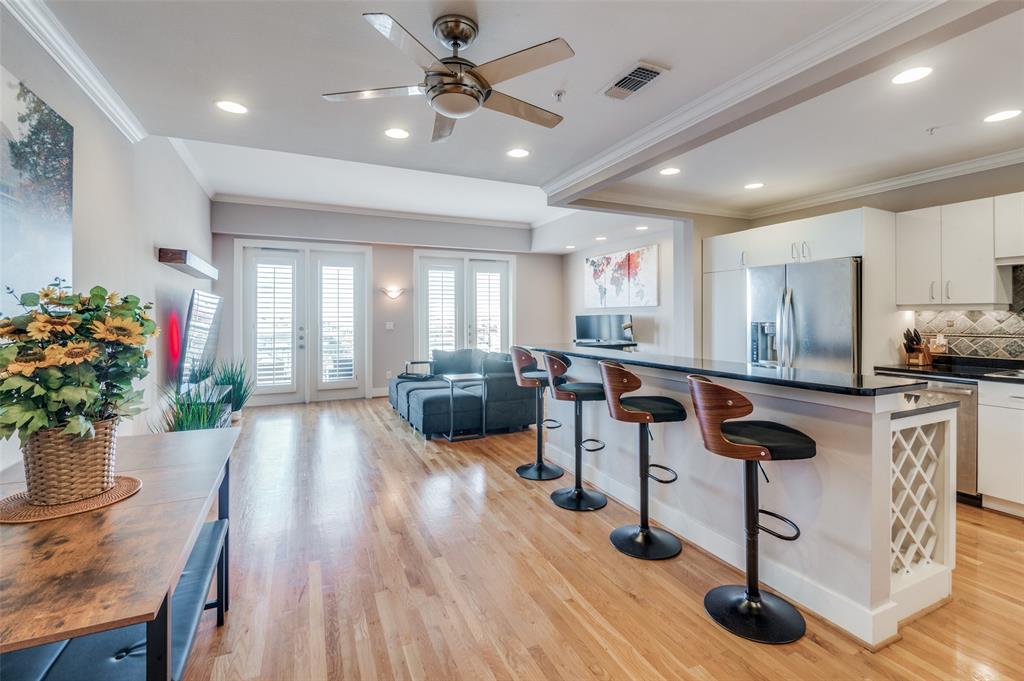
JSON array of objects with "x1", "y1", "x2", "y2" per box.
[
  {"x1": 417, "y1": 255, "x2": 510, "y2": 358},
  {"x1": 243, "y1": 246, "x2": 367, "y2": 405}
]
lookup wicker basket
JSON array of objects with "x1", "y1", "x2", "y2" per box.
[{"x1": 21, "y1": 418, "x2": 119, "y2": 506}]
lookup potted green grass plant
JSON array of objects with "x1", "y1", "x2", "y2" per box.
[{"x1": 214, "y1": 360, "x2": 254, "y2": 422}]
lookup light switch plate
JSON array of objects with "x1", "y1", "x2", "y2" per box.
[{"x1": 385, "y1": 321, "x2": 395, "y2": 331}]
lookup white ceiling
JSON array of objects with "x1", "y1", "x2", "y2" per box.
[
  {"x1": 606, "y1": 10, "x2": 1024, "y2": 217},
  {"x1": 176, "y1": 139, "x2": 573, "y2": 226},
  {"x1": 46, "y1": 0, "x2": 874, "y2": 188}
]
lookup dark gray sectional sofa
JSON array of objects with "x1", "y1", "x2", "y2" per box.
[{"x1": 388, "y1": 349, "x2": 537, "y2": 438}]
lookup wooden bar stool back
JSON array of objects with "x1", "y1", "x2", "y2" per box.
[{"x1": 510, "y1": 346, "x2": 564, "y2": 481}]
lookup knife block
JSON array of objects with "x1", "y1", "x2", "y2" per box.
[{"x1": 906, "y1": 344, "x2": 932, "y2": 366}]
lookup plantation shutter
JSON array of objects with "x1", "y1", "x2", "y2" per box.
[
  {"x1": 473, "y1": 270, "x2": 502, "y2": 353},
  {"x1": 320, "y1": 264, "x2": 356, "y2": 383},
  {"x1": 426, "y1": 267, "x2": 457, "y2": 357},
  {"x1": 254, "y1": 261, "x2": 295, "y2": 387}
]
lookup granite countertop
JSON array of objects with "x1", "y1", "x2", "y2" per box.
[
  {"x1": 891, "y1": 391, "x2": 960, "y2": 420},
  {"x1": 526, "y1": 344, "x2": 926, "y2": 397},
  {"x1": 875, "y1": 356, "x2": 1024, "y2": 385}
]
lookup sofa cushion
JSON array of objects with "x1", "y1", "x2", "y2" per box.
[
  {"x1": 0, "y1": 640, "x2": 69, "y2": 681},
  {"x1": 394, "y1": 379, "x2": 450, "y2": 417},
  {"x1": 408, "y1": 387, "x2": 482, "y2": 417},
  {"x1": 431, "y1": 349, "x2": 483, "y2": 375}
]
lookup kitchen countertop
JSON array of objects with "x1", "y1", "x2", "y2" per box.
[
  {"x1": 875, "y1": 356, "x2": 1024, "y2": 384},
  {"x1": 891, "y1": 390, "x2": 960, "y2": 420},
  {"x1": 526, "y1": 344, "x2": 926, "y2": 397}
]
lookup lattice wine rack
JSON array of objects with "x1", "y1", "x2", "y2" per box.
[{"x1": 891, "y1": 422, "x2": 943, "y2": 575}]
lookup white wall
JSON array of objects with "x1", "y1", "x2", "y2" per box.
[
  {"x1": 1, "y1": 11, "x2": 212, "y2": 466},
  {"x1": 211, "y1": 230, "x2": 564, "y2": 394}
]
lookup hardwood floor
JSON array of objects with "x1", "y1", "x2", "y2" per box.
[{"x1": 186, "y1": 399, "x2": 1024, "y2": 681}]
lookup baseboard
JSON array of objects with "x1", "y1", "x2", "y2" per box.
[
  {"x1": 545, "y1": 442, "x2": 902, "y2": 649},
  {"x1": 369, "y1": 387, "x2": 388, "y2": 398},
  {"x1": 981, "y1": 495, "x2": 1024, "y2": 519}
]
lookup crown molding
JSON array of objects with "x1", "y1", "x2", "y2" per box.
[
  {"x1": 212, "y1": 194, "x2": 534, "y2": 231},
  {"x1": 583, "y1": 190, "x2": 751, "y2": 220},
  {"x1": 2, "y1": 0, "x2": 147, "y2": 143},
  {"x1": 167, "y1": 138, "x2": 213, "y2": 198},
  {"x1": 748, "y1": 149, "x2": 1024, "y2": 219},
  {"x1": 541, "y1": 0, "x2": 943, "y2": 201}
]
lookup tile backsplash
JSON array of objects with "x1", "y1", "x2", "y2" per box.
[{"x1": 914, "y1": 266, "x2": 1024, "y2": 359}]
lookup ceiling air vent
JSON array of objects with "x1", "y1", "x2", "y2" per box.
[{"x1": 602, "y1": 62, "x2": 668, "y2": 100}]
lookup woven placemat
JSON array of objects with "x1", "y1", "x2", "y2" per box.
[{"x1": 0, "y1": 475, "x2": 142, "y2": 524}]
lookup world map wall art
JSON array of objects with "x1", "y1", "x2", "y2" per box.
[{"x1": 583, "y1": 244, "x2": 658, "y2": 308}]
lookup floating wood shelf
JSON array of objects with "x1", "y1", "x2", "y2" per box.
[{"x1": 158, "y1": 248, "x2": 218, "y2": 280}]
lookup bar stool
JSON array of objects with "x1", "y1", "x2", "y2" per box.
[
  {"x1": 598, "y1": 360, "x2": 685, "y2": 560},
  {"x1": 510, "y1": 346, "x2": 564, "y2": 481},
  {"x1": 687, "y1": 375, "x2": 815, "y2": 645},
  {"x1": 542, "y1": 352, "x2": 608, "y2": 512}
]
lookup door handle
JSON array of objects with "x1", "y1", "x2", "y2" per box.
[
  {"x1": 945, "y1": 280, "x2": 951, "y2": 301},
  {"x1": 740, "y1": 250, "x2": 746, "y2": 266},
  {"x1": 801, "y1": 241, "x2": 809, "y2": 259},
  {"x1": 929, "y1": 281, "x2": 936, "y2": 301},
  {"x1": 785, "y1": 288, "x2": 795, "y2": 365},
  {"x1": 791, "y1": 242, "x2": 798, "y2": 261},
  {"x1": 775, "y1": 291, "x2": 785, "y2": 364}
]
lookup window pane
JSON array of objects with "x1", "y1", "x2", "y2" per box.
[
  {"x1": 255, "y1": 263, "x2": 294, "y2": 387},
  {"x1": 427, "y1": 268, "x2": 456, "y2": 358},
  {"x1": 474, "y1": 271, "x2": 502, "y2": 353},
  {"x1": 321, "y1": 265, "x2": 355, "y2": 382}
]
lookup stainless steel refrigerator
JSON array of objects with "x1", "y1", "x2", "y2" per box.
[{"x1": 747, "y1": 257, "x2": 861, "y2": 373}]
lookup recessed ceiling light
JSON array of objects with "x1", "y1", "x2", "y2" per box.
[
  {"x1": 659, "y1": 167, "x2": 681, "y2": 176},
  {"x1": 506, "y1": 148, "x2": 530, "y2": 158},
  {"x1": 215, "y1": 100, "x2": 248, "y2": 114},
  {"x1": 565, "y1": 245, "x2": 575, "y2": 249},
  {"x1": 891, "y1": 67, "x2": 932, "y2": 85},
  {"x1": 744, "y1": 182, "x2": 765, "y2": 190},
  {"x1": 984, "y1": 109, "x2": 1021, "y2": 123},
  {"x1": 595, "y1": 236, "x2": 607, "y2": 241},
  {"x1": 636, "y1": 225, "x2": 649, "y2": 231},
  {"x1": 384, "y1": 128, "x2": 410, "y2": 139}
]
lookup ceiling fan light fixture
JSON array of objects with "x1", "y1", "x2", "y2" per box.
[{"x1": 429, "y1": 85, "x2": 484, "y2": 119}]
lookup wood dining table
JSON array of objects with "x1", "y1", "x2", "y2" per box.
[{"x1": 0, "y1": 427, "x2": 239, "y2": 681}]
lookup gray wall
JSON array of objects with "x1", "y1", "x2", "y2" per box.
[
  {"x1": 211, "y1": 229, "x2": 564, "y2": 393},
  {"x1": 1, "y1": 11, "x2": 212, "y2": 465}
]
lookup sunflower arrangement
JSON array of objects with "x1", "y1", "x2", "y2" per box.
[{"x1": 0, "y1": 279, "x2": 159, "y2": 442}]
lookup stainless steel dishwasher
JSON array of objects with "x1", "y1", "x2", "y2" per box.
[{"x1": 877, "y1": 371, "x2": 978, "y2": 497}]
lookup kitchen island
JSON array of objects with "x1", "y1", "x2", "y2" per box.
[{"x1": 527, "y1": 344, "x2": 957, "y2": 649}]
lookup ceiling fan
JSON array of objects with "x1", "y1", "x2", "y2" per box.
[{"x1": 322, "y1": 13, "x2": 574, "y2": 142}]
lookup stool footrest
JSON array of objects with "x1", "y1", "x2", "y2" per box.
[
  {"x1": 647, "y1": 464, "x2": 678, "y2": 484},
  {"x1": 542, "y1": 418, "x2": 562, "y2": 430},
  {"x1": 758, "y1": 509, "x2": 800, "y2": 541},
  {"x1": 581, "y1": 438, "x2": 605, "y2": 452}
]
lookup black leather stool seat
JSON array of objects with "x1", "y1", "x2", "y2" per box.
[
  {"x1": 522, "y1": 370, "x2": 549, "y2": 384},
  {"x1": 722, "y1": 421, "x2": 816, "y2": 460},
  {"x1": 557, "y1": 382, "x2": 606, "y2": 401},
  {"x1": 620, "y1": 395, "x2": 687, "y2": 423}
]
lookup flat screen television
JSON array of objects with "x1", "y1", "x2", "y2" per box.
[
  {"x1": 177, "y1": 289, "x2": 223, "y2": 391},
  {"x1": 575, "y1": 314, "x2": 634, "y2": 342}
]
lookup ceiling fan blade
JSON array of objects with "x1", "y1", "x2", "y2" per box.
[
  {"x1": 484, "y1": 90, "x2": 563, "y2": 128},
  {"x1": 322, "y1": 85, "x2": 425, "y2": 102},
  {"x1": 363, "y1": 13, "x2": 452, "y2": 74},
  {"x1": 432, "y1": 113, "x2": 456, "y2": 142},
  {"x1": 473, "y1": 38, "x2": 574, "y2": 85}
]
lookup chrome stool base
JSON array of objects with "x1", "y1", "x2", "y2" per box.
[
  {"x1": 704, "y1": 585, "x2": 806, "y2": 644},
  {"x1": 609, "y1": 524, "x2": 681, "y2": 560},
  {"x1": 551, "y1": 486, "x2": 607, "y2": 512}
]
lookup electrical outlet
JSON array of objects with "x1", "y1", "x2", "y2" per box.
[{"x1": 384, "y1": 321, "x2": 395, "y2": 331}]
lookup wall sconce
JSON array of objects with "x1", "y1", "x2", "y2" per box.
[{"x1": 381, "y1": 287, "x2": 406, "y2": 300}]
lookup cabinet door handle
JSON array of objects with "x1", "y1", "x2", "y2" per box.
[
  {"x1": 929, "y1": 281, "x2": 936, "y2": 301},
  {"x1": 945, "y1": 280, "x2": 951, "y2": 300},
  {"x1": 791, "y1": 242, "x2": 798, "y2": 260},
  {"x1": 741, "y1": 250, "x2": 746, "y2": 266},
  {"x1": 801, "y1": 241, "x2": 809, "y2": 259}
]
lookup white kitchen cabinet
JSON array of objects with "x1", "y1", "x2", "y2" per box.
[
  {"x1": 894, "y1": 196, "x2": 1011, "y2": 308},
  {"x1": 702, "y1": 231, "x2": 746, "y2": 272},
  {"x1": 702, "y1": 270, "x2": 747, "y2": 362},
  {"x1": 978, "y1": 380, "x2": 1024, "y2": 504},
  {"x1": 994, "y1": 191, "x2": 1024, "y2": 260},
  {"x1": 940, "y1": 198, "x2": 998, "y2": 305},
  {"x1": 895, "y1": 207, "x2": 942, "y2": 306},
  {"x1": 790, "y1": 209, "x2": 864, "y2": 263}
]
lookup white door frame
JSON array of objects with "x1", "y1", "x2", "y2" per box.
[
  {"x1": 233, "y1": 238, "x2": 374, "y2": 400},
  {"x1": 412, "y1": 249, "x2": 516, "y2": 359}
]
